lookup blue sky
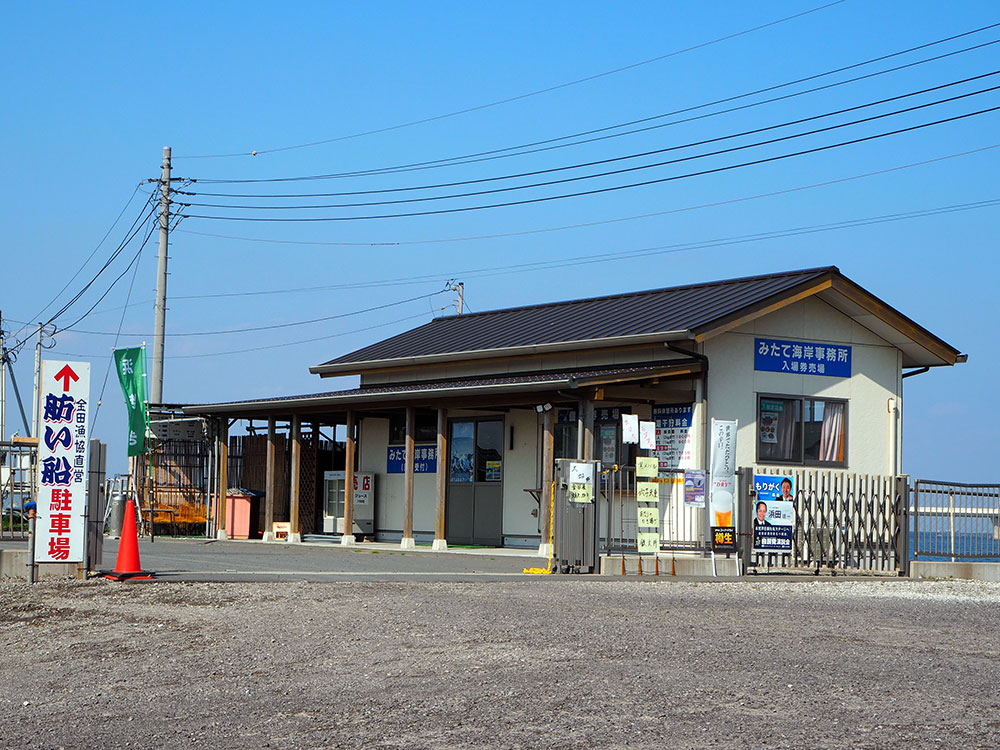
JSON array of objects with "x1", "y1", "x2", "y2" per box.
[{"x1": 2, "y1": 1, "x2": 997, "y2": 479}]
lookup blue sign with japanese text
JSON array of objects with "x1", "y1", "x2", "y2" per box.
[
  {"x1": 754, "y1": 338, "x2": 851, "y2": 378},
  {"x1": 387, "y1": 445, "x2": 437, "y2": 474}
]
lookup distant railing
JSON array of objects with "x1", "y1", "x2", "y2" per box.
[
  {"x1": 1, "y1": 442, "x2": 35, "y2": 540},
  {"x1": 912, "y1": 480, "x2": 1000, "y2": 561}
]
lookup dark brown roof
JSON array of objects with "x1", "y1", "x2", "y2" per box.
[
  {"x1": 184, "y1": 362, "x2": 698, "y2": 416},
  {"x1": 314, "y1": 267, "x2": 837, "y2": 371}
]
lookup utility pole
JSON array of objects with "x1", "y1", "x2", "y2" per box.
[
  {"x1": 452, "y1": 282, "x2": 464, "y2": 315},
  {"x1": 151, "y1": 146, "x2": 171, "y2": 406},
  {"x1": 31, "y1": 322, "x2": 43, "y2": 439}
]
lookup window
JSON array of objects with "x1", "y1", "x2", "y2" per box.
[
  {"x1": 388, "y1": 410, "x2": 438, "y2": 444},
  {"x1": 757, "y1": 395, "x2": 846, "y2": 467}
]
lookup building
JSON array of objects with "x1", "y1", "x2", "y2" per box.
[{"x1": 182, "y1": 266, "x2": 963, "y2": 560}]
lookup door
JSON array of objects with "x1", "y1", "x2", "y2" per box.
[{"x1": 446, "y1": 419, "x2": 503, "y2": 546}]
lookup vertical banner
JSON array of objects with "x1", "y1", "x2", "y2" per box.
[
  {"x1": 113, "y1": 347, "x2": 148, "y2": 457},
  {"x1": 709, "y1": 418, "x2": 738, "y2": 529},
  {"x1": 35, "y1": 360, "x2": 90, "y2": 563}
]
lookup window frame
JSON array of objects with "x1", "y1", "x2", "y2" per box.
[{"x1": 755, "y1": 393, "x2": 849, "y2": 468}]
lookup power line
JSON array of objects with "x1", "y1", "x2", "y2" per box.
[
  {"x1": 54, "y1": 310, "x2": 441, "y2": 360},
  {"x1": 180, "y1": 104, "x2": 1000, "y2": 223},
  {"x1": 8, "y1": 184, "x2": 149, "y2": 342},
  {"x1": 174, "y1": 143, "x2": 1000, "y2": 249},
  {"x1": 175, "y1": 0, "x2": 848, "y2": 160},
  {"x1": 181, "y1": 73, "x2": 1000, "y2": 207},
  {"x1": 190, "y1": 28, "x2": 1000, "y2": 186},
  {"x1": 49, "y1": 196, "x2": 1000, "y2": 361},
  {"x1": 55, "y1": 288, "x2": 450, "y2": 337}
]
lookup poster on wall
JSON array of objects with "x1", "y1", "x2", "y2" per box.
[
  {"x1": 653, "y1": 403, "x2": 694, "y2": 470},
  {"x1": 683, "y1": 469, "x2": 706, "y2": 507},
  {"x1": 752, "y1": 475, "x2": 795, "y2": 553},
  {"x1": 449, "y1": 422, "x2": 474, "y2": 482},
  {"x1": 709, "y1": 418, "x2": 738, "y2": 529}
]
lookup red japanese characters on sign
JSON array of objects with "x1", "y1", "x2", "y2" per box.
[{"x1": 34, "y1": 360, "x2": 90, "y2": 564}]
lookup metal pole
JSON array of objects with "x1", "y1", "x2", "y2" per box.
[
  {"x1": 151, "y1": 146, "x2": 171, "y2": 405},
  {"x1": 32, "y1": 322, "x2": 42, "y2": 438}
]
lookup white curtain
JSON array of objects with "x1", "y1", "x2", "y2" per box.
[{"x1": 819, "y1": 402, "x2": 845, "y2": 462}]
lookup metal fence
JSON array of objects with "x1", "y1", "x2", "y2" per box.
[
  {"x1": 743, "y1": 468, "x2": 908, "y2": 574},
  {"x1": 912, "y1": 480, "x2": 1000, "y2": 561},
  {"x1": 1, "y1": 442, "x2": 35, "y2": 540},
  {"x1": 602, "y1": 465, "x2": 706, "y2": 554}
]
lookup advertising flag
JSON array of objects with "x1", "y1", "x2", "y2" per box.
[{"x1": 113, "y1": 347, "x2": 148, "y2": 457}]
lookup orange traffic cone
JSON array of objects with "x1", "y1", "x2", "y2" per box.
[{"x1": 104, "y1": 499, "x2": 153, "y2": 581}]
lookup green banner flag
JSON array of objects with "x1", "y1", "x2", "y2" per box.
[{"x1": 113, "y1": 347, "x2": 148, "y2": 457}]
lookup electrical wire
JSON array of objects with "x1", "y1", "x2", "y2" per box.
[
  {"x1": 53, "y1": 310, "x2": 441, "y2": 360},
  {"x1": 181, "y1": 104, "x2": 1000, "y2": 222},
  {"x1": 89, "y1": 217, "x2": 148, "y2": 438},
  {"x1": 174, "y1": 143, "x2": 1000, "y2": 249},
  {"x1": 175, "y1": 0, "x2": 848, "y2": 159},
  {"x1": 181, "y1": 73, "x2": 1000, "y2": 206},
  {"x1": 8, "y1": 184, "x2": 148, "y2": 341},
  {"x1": 57, "y1": 288, "x2": 450, "y2": 337},
  {"x1": 49, "y1": 196, "x2": 1000, "y2": 361},
  {"x1": 5, "y1": 197, "x2": 159, "y2": 357},
  {"x1": 190, "y1": 29, "x2": 1000, "y2": 186}
]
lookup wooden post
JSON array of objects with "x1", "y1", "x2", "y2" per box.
[
  {"x1": 342, "y1": 410, "x2": 357, "y2": 546},
  {"x1": 288, "y1": 415, "x2": 302, "y2": 543},
  {"x1": 217, "y1": 419, "x2": 229, "y2": 539},
  {"x1": 263, "y1": 415, "x2": 277, "y2": 541},
  {"x1": 583, "y1": 398, "x2": 595, "y2": 461},
  {"x1": 433, "y1": 407, "x2": 448, "y2": 551},
  {"x1": 539, "y1": 407, "x2": 554, "y2": 558},
  {"x1": 401, "y1": 406, "x2": 416, "y2": 549}
]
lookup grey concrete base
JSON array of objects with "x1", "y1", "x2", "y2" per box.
[
  {"x1": 431, "y1": 538, "x2": 447, "y2": 551},
  {"x1": 340, "y1": 534, "x2": 357, "y2": 547},
  {"x1": 400, "y1": 537, "x2": 416, "y2": 550},
  {"x1": 911, "y1": 560, "x2": 1000, "y2": 582},
  {"x1": 0, "y1": 549, "x2": 80, "y2": 580},
  {"x1": 216, "y1": 529, "x2": 229, "y2": 540},
  {"x1": 262, "y1": 532, "x2": 275, "y2": 542},
  {"x1": 537, "y1": 543, "x2": 552, "y2": 558},
  {"x1": 287, "y1": 533, "x2": 302, "y2": 544},
  {"x1": 600, "y1": 554, "x2": 740, "y2": 577}
]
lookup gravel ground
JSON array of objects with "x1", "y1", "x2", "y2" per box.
[{"x1": 1, "y1": 578, "x2": 999, "y2": 749}]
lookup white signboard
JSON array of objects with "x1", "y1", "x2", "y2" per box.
[
  {"x1": 622, "y1": 413, "x2": 639, "y2": 445},
  {"x1": 709, "y1": 418, "x2": 738, "y2": 529},
  {"x1": 638, "y1": 421, "x2": 656, "y2": 450},
  {"x1": 35, "y1": 360, "x2": 90, "y2": 563},
  {"x1": 653, "y1": 403, "x2": 694, "y2": 470}
]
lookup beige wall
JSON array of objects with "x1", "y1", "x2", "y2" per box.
[{"x1": 705, "y1": 296, "x2": 900, "y2": 476}]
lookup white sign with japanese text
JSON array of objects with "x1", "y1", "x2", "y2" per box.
[
  {"x1": 709, "y1": 418, "x2": 738, "y2": 529},
  {"x1": 622, "y1": 413, "x2": 639, "y2": 444},
  {"x1": 34, "y1": 360, "x2": 90, "y2": 564}
]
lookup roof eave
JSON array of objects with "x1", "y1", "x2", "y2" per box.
[{"x1": 309, "y1": 329, "x2": 694, "y2": 377}]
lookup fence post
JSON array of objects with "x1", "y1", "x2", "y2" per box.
[
  {"x1": 739, "y1": 467, "x2": 753, "y2": 573},
  {"x1": 896, "y1": 475, "x2": 910, "y2": 577}
]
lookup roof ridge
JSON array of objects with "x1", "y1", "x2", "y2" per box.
[{"x1": 432, "y1": 266, "x2": 839, "y2": 321}]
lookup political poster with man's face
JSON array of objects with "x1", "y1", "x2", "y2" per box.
[{"x1": 752, "y1": 475, "x2": 795, "y2": 553}]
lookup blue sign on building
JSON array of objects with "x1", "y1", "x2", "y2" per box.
[
  {"x1": 754, "y1": 338, "x2": 851, "y2": 378},
  {"x1": 652, "y1": 403, "x2": 693, "y2": 428},
  {"x1": 387, "y1": 445, "x2": 437, "y2": 474}
]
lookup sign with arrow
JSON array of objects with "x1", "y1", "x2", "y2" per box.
[{"x1": 34, "y1": 360, "x2": 90, "y2": 564}]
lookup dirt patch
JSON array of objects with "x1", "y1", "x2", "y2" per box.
[{"x1": 1, "y1": 578, "x2": 998, "y2": 749}]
